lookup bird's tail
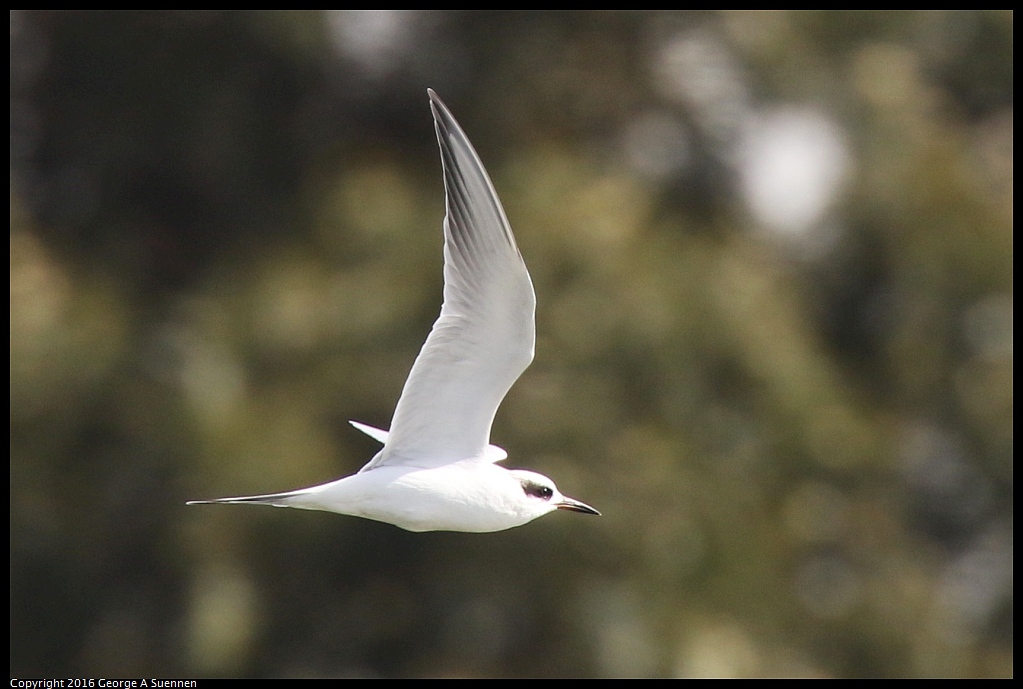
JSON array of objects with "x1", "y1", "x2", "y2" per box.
[{"x1": 187, "y1": 488, "x2": 311, "y2": 509}]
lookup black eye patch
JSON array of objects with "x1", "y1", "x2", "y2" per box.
[{"x1": 521, "y1": 480, "x2": 554, "y2": 500}]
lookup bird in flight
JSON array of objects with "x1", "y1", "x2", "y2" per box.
[{"x1": 188, "y1": 90, "x2": 599, "y2": 532}]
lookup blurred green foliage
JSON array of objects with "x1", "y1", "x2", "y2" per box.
[{"x1": 11, "y1": 10, "x2": 1012, "y2": 678}]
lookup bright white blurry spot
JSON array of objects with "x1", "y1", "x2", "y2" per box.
[
  {"x1": 962, "y1": 293, "x2": 1013, "y2": 361},
  {"x1": 325, "y1": 10, "x2": 415, "y2": 79},
  {"x1": 739, "y1": 108, "x2": 851, "y2": 244},
  {"x1": 622, "y1": 111, "x2": 691, "y2": 181}
]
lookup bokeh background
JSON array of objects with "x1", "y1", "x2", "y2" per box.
[{"x1": 10, "y1": 11, "x2": 1012, "y2": 678}]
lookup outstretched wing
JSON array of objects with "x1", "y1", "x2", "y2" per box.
[{"x1": 360, "y1": 90, "x2": 534, "y2": 472}]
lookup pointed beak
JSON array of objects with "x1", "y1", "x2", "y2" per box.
[{"x1": 556, "y1": 497, "x2": 601, "y2": 516}]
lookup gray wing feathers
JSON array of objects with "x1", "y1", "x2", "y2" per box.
[{"x1": 360, "y1": 91, "x2": 535, "y2": 471}]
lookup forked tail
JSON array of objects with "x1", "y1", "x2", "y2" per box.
[{"x1": 187, "y1": 489, "x2": 309, "y2": 508}]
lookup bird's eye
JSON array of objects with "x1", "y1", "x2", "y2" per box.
[{"x1": 522, "y1": 481, "x2": 554, "y2": 501}]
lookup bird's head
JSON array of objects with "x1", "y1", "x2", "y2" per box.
[{"x1": 506, "y1": 469, "x2": 601, "y2": 522}]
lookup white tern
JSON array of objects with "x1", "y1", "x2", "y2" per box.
[{"x1": 188, "y1": 90, "x2": 599, "y2": 532}]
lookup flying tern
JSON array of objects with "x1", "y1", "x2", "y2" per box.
[{"x1": 188, "y1": 90, "x2": 599, "y2": 532}]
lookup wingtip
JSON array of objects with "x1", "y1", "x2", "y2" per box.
[
  {"x1": 427, "y1": 88, "x2": 446, "y2": 107},
  {"x1": 428, "y1": 89, "x2": 454, "y2": 125}
]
